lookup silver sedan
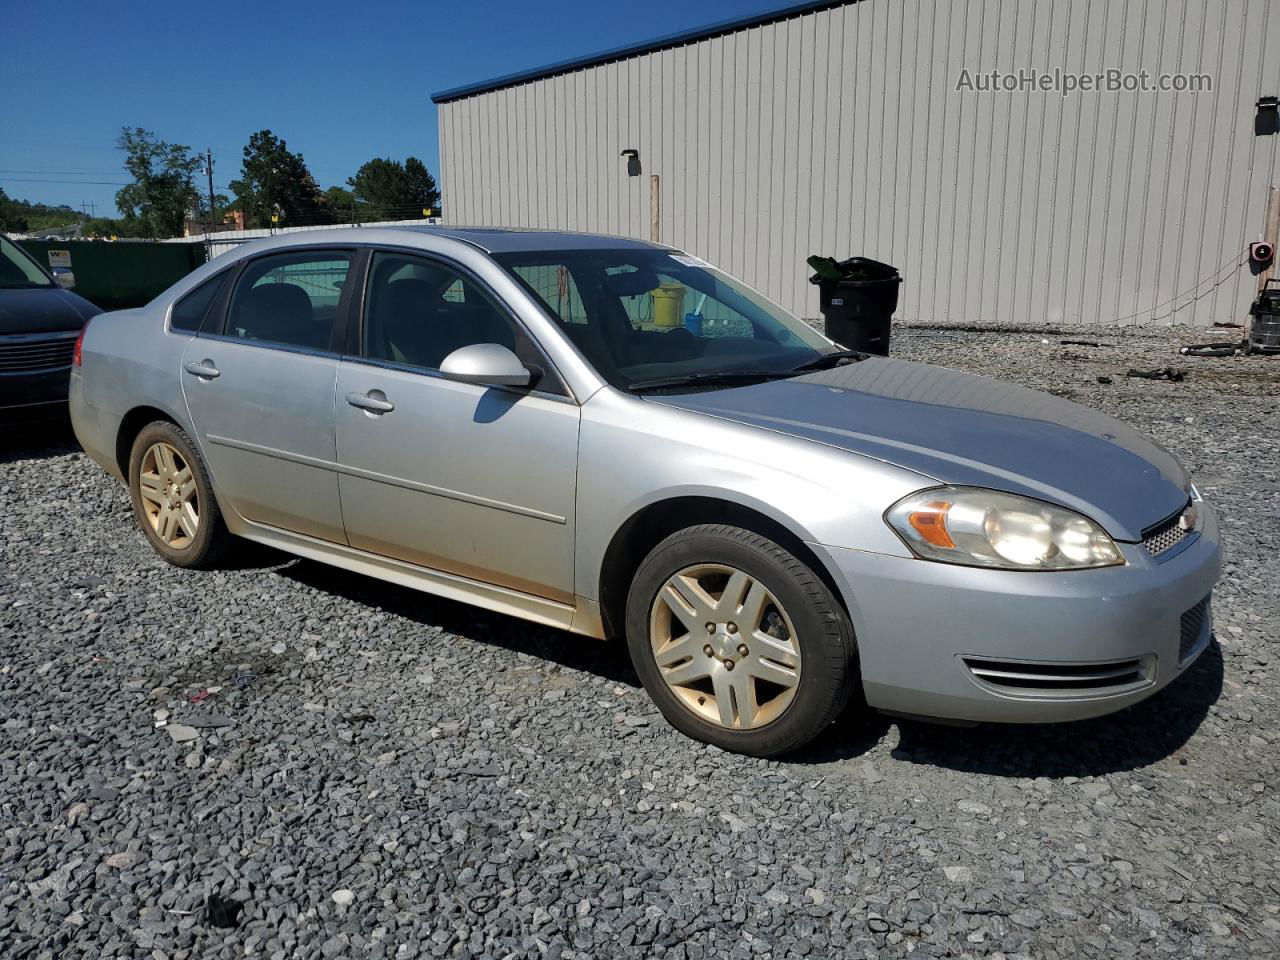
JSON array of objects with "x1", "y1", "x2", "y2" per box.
[{"x1": 69, "y1": 227, "x2": 1220, "y2": 756}]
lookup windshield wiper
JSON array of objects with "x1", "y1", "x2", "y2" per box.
[
  {"x1": 627, "y1": 369, "x2": 801, "y2": 393},
  {"x1": 789, "y1": 349, "x2": 868, "y2": 372}
]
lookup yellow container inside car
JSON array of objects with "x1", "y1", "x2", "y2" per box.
[{"x1": 650, "y1": 283, "x2": 687, "y2": 327}]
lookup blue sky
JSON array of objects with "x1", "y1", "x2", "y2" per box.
[{"x1": 4, "y1": 0, "x2": 786, "y2": 217}]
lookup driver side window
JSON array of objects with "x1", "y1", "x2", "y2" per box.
[{"x1": 363, "y1": 252, "x2": 521, "y2": 370}]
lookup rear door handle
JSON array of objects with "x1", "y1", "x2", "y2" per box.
[
  {"x1": 184, "y1": 360, "x2": 220, "y2": 380},
  {"x1": 346, "y1": 391, "x2": 395, "y2": 414}
]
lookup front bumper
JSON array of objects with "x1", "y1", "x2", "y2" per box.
[
  {"x1": 0, "y1": 365, "x2": 72, "y2": 411},
  {"x1": 812, "y1": 502, "x2": 1221, "y2": 723}
]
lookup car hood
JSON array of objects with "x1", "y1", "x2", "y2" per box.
[
  {"x1": 651, "y1": 356, "x2": 1188, "y2": 541},
  {"x1": 0, "y1": 286, "x2": 100, "y2": 335}
]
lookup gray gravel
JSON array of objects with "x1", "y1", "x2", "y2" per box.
[{"x1": 2, "y1": 326, "x2": 1279, "y2": 960}]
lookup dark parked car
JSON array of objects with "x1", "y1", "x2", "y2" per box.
[{"x1": 0, "y1": 234, "x2": 101, "y2": 417}]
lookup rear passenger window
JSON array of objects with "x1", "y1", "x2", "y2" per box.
[
  {"x1": 225, "y1": 252, "x2": 352, "y2": 351},
  {"x1": 170, "y1": 272, "x2": 227, "y2": 332}
]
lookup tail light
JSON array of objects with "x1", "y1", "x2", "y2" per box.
[{"x1": 72, "y1": 317, "x2": 92, "y2": 367}]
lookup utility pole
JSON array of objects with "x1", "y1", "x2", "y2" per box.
[{"x1": 205, "y1": 149, "x2": 217, "y2": 235}]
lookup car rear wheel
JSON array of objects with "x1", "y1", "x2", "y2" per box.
[
  {"x1": 128, "y1": 421, "x2": 231, "y2": 568},
  {"x1": 625, "y1": 524, "x2": 857, "y2": 757}
]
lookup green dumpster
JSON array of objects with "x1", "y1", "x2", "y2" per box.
[{"x1": 15, "y1": 239, "x2": 208, "y2": 311}]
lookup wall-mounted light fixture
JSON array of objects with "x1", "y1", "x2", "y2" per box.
[
  {"x1": 1257, "y1": 96, "x2": 1279, "y2": 136},
  {"x1": 620, "y1": 148, "x2": 641, "y2": 177}
]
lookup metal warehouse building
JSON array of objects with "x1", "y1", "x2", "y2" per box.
[{"x1": 434, "y1": 0, "x2": 1280, "y2": 328}]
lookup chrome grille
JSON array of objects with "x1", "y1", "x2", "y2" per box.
[
  {"x1": 963, "y1": 656, "x2": 1151, "y2": 696},
  {"x1": 0, "y1": 333, "x2": 78, "y2": 373},
  {"x1": 1142, "y1": 503, "x2": 1193, "y2": 557},
  {"x1": 1179, "y1": 595, "x2": 1211, "y2": 663}
]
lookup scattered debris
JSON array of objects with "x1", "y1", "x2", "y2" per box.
[
  {"x1": 205, "y1": 893, "x2": 242, "y2": 929},
  {"x1": 101, "y1": 851, "x2": 138, "y2": 869},
  {"x1": 1212, "y1": 321, "x2": 1242, "y2": 328},
  {"x1": 1179, "y1": 340, "x2": 1244, "y2": 357},
  {"x1": 232, "y1": 672, "x2": 258, "y2": 688},
  {"x1": 342, "y1": 713, "x2": 375, "y2": 724},
  {"x1": 1125, "y1": 367, "x2": 1186, "y2": 382},
  {"x1": 1096, "y1": 376, "x2": 1113, "y2": 385},
  {"x1": 189, "y1": 690, "x2": 212, "y2": 704},
  {"x1": 270, "y1": 642, "x2": 287, "y2": 655},
  {"x1": 331, "y1": 889, "x2": 355, "y2": 907},
  {"x1": 182, "y1": 714, "x2": 234, "y2": 729},
  {"x1": 165, "y1": 724, "x2": 199, "y2": 744},
  {"x1": 1060, "y1": 339, "x2": 1109, "y2": 347}
]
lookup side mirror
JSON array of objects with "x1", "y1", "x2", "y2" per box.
[
  {"x1": 438, "y1": 343, "x2": 531, "y2": 388},
  {"x1": 51, "y1": 267, "x2": 76, "y2": 290}
]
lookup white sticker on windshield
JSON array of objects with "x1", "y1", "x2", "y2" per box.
[{"x1": 669, "y1": 253, "x2": 709, "y2": 268}]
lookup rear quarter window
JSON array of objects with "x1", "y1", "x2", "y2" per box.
[{"x1": 170, "y1": 272, "x2": 229, "y2": 333}]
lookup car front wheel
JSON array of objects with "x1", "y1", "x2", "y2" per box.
[{"x1": 625, "y1": 524, "x2": 857, "y2": 757}]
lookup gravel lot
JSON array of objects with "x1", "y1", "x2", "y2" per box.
[{"x1": 2, "y1": 326, "x2": 1278, "y2": 960}]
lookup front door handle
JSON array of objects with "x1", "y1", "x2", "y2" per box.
[
  {"x1": 346, "y1": 391, "x2": 395, "y2": 414},
  {"x1": 184, "y1": 360, "x2": 220, "y2": 380}
]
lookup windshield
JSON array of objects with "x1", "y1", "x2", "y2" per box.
[
  {"x1": 0, "y1": 236, "x2": 54, "y2": 289},
  {"x1": 493, "y1": 248, "x2": 835, "y2": 390}
]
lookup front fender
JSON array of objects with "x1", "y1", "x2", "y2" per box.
[{"x1": 574, "y1": 389, "x2": 932, "y2": 600}]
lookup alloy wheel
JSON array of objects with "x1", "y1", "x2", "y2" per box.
[
  {"x1": 137, "y1": 441, "x2": 199, "y2": 548},
  {"x1": 648, "y1": 563, "x2": 802, "y2": 729}
]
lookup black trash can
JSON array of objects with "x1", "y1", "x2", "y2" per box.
[
  {"x1": 1249, "y1": 279, "x2": 1280, "y2": 354},
  {"x1": 809, "y1": 256, "x2": 902, "y2": 355}
]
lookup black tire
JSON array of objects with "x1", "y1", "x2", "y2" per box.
[
  {"x1": 625, "y1": 524, "x2": 857, "y2": 757},
  {"x1": 127, "y1": 420, "x2": 232, "y2": 569}
]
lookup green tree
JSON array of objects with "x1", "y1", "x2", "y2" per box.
[
  {"x1": 403, "y1": 157, "x2": 441, "y2": 215},
  {"x1": 347, "y1": 156, "x2": 441, "y2": 221},
  {"x1": 0, "y1": 189, "x2": 88, "y2": 234},
  {"x1": 229, "y1": 130, "x2": 331, "y2": 228},
  {"x1": 324, "y1": 185, "x2": 358, "y2": 221},
  {"x1": 0, "y1": 188, "x2": 29, "y2": 232},
  {"x1": 80, "y1": 216, "x2": 144, "y2": 239},
  {"x1": 114, "y1": 127, "x2": 202, "y2": 237}
]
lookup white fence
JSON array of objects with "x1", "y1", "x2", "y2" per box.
[{"x1": 172, "y1": 218, "x2": 444, "y2": 260}]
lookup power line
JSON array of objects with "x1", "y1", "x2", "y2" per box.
[
  {"x1": 0, "y1": 168, "x2": 124, "y2": 176},
  {"x1": 0, "y1": 177, "x2": 130, "y2": 186}
]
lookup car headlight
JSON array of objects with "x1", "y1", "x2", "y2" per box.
[{"x1": 885, "y1": 486, "x2": 1124, "y2": 570}]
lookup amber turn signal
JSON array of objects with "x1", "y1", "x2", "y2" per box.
[{"x1": 907, "y1": 501, "x2": 955, "y2": 549}]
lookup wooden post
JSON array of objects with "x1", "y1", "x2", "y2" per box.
[
  {"x1": 1258, "y1": 186, "x2": 1280, "y2": 293},
  {"x1": 649, "y1": 175, "x2": 660, "y2": 244}
]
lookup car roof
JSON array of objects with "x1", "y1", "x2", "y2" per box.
[
  {"x1": 385, "y1": 225, "x2": 666, "y2": 253},
  {"x1": 213, "y1": 226, "x2": 674, "y2": 271},
  {"x1": 238, "y1": 225, "x2": 665, "y2": 254}
]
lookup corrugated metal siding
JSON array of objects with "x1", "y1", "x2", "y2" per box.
[{"x1": 438, "y1": 0, "x2": 1280, "y2": 326}]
